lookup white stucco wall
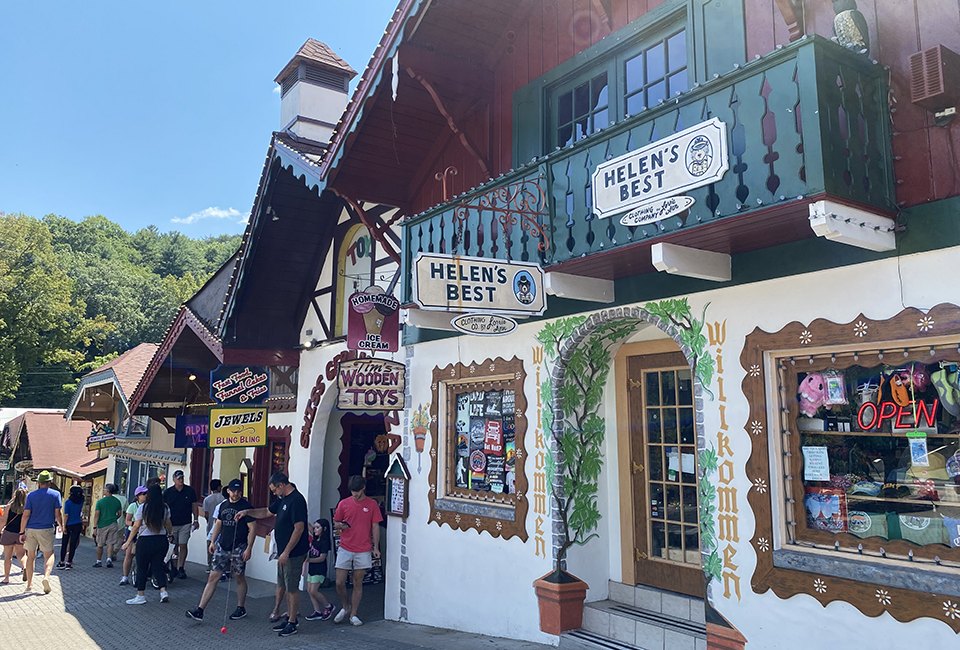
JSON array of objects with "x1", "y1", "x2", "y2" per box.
[{"x1": 391, "y1": 244, "x2": 960, "y2": 647}]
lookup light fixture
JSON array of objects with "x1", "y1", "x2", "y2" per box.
[
  {"x1": 188, "y1": 373, "x2": 197, "y2": 382},
  {"x1": 301, "y1": 339, "x2": 315, "y2": 350}
]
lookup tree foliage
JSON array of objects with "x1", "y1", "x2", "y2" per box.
[{"x1": 0, "y1": 213, "x2": 240, "y2": 407}]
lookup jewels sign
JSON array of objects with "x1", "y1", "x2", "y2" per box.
[
  {"x1": 592, "y1": 118, "x2": 728, "y2": 219},
  {"x1": 414, "y1": 253, "x2": 545, "y2": 315},
  {"x1": 208, "y1": 407, "x2": 267, "y2": 448},
  {"x1": 337, "y1": 358, "x2": 406, "y2": 411}
]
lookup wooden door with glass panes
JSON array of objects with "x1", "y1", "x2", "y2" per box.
[{"x1": 627, "y1": 352, "x2": 703, "y2": 597}]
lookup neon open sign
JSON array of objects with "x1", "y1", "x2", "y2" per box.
[{"x1": 856, "y1": 400, "x2": 939, "y2": 430}]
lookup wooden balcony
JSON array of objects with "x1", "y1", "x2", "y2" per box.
[{"x1": 401, "y1": 35, "x2": 894, "y2": 293}]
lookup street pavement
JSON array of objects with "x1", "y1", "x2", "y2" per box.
[{"x1": 0, "y1": 536, "x2": 550, "y2": 649}]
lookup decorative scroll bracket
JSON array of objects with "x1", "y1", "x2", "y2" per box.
[{"x1": 451, "y1": 178, "x2": 550, "y2": 258}]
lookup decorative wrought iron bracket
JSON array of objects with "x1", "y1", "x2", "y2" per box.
[{"x1": 451, "y1": 178, "x2": 550, "y2": 258}]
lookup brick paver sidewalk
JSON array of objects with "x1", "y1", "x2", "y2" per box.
[{"x1": 0, "y1": 536, "x2": 548, "y2": 649}]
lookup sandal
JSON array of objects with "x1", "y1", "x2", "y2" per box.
[{"x1": 268, "y1": 612, "x2": 288, "y2": 623}]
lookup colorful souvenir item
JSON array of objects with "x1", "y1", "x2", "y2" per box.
[
  {"x1": 822, "y1": 370, "x2": 848, "y2": 405},
  {"x1": 931, "y1": 366, "x2": 960, "y2": 417},
  {"x1": 798, "y1": 372, "x2": 827, "y2": 417}
]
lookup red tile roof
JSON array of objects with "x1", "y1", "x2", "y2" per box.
[
  {"x1": 90, "y1": 343, "x2": 159, "y2": 400},
  {"x1": 274, "y1": 38, "x2": 357, "y2": 84},
  {"x1": 18, "y1": 412, "x2": 107, "y2": 479}
]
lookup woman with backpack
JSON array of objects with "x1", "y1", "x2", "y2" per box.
[
  {"x1": 121, "y1": 483, "x2": 172, "y2": 604},
  {"x1": 0, "y1": 488, "x2": 27, "y2": 583}
]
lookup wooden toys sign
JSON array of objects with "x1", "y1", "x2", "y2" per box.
[{"x1": 337, "y1": 358, "x2": 406, "y2": 411}]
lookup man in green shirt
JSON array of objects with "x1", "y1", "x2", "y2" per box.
[{"x1": 93, "y1": 484, "x2": 123, "y2": 568}]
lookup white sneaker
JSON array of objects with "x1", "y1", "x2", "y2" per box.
[
  {"x1": 333, "y1": 608, "x2": 349, "y2": 624},
  {"x1": 105, "y1": 558, "x2": 113, "y2": 568},
  {"x1": 159, "y1": 590, "x2": 169, "y2": 603},
  {"x1": 126, "y1": 595, "x2": 147, "y2": 605},
  {"x1": 350, "y1": 615, "x2": 363, "y2": 626},
  {"x1": 119, "y1": 576, "x2": 129, "y2": 586}
]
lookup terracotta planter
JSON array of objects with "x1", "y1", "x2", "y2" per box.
[{"x1": 533, "y1": 569, "x2": 588, "y2": 635}]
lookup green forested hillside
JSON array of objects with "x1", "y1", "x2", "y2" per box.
[{"x1": 0, "y1": 213, "x2": 241, "y2": 407}]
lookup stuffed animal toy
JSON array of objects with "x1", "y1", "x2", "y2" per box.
[{"x1": 798, "y1": 372, "x2": 828, "y2": 417}]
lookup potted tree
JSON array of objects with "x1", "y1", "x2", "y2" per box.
[{"x1": 533, "y1": 317, "x2": 637, "y2": 635}]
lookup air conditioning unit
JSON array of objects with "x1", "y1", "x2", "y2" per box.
[{"x1": 909, "y1": 45, "x2": 960, "y2": 112}]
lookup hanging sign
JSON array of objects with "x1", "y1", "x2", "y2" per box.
[
  {"x1": 210, "y1": 365, "x2": 270, "y2": 405},
  {"x1": 208, "y1": 407, "x2": 268, "y2": 448},
  {"x1": 86, "y1": 423, "x2": 117, "y2": 451},
  {"x1": 347, "y1": 286, "x2": 400, "y2": 352},
  {"x1": 450, "y1": 313, "x2": 518, "y2": 336},
  {"x1": 619, "y1": 195, "x2": 695, "y2": 227},
  {"x1": 385, "y1": 455, "x2": 411, "y2": 518},
  {"x1": 414, "y1": 253, "x2": 546, "y2": 315},
  {"x1": 174, "y1": 415, "x2": 209, "y2": 448},
  {"x1": 0, "y1": 459, "x2": 10, "y2": 471},
  {"x1": 592, "y1": 118, "x2": 728, "y2": 219},
  {"x1": 337, "y1": 358, "x2": 406, "y2": 411}
]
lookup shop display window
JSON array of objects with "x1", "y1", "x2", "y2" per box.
[
  {"x1": 781, "y1": 346, "x2": 960, "y2": 562},
  {"x1": 428, "y1": 357, "x2": 529, "y2": 541}
]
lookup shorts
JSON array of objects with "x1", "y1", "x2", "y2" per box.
[
  {"x1": 212, "y1": 544, "x2": 247, "y2": 576},
  {"x1": 306, "y1": 574, "x2": 326, "y2": 584},
  {"x1": 23, "y1": 528, "x2": 55, "y2": 556},
  {"x1": 276, "y1": 554, "x2": 307, "y2": 592},
  {"x1": 335, "y1": 549, "x2": 373, "y2": 571},
  {"x1": 170, "y1": 524, "x2": 192, "y2": 545},
  {"x1": 95, "y1": 523, "x2": 120, "y2": 547}
]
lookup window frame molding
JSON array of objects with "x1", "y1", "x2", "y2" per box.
[
  {"x1": 427, "y1": 356, "x2": 529, "y2": 541},
  {"x1": 742, "y1": 302, "x2": 960, "y2": 631}
]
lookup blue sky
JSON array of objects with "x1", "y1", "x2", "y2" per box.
[{"x1": 0, "y1": 1, "x2": 397, "y2": 237}]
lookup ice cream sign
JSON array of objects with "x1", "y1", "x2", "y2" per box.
[
  {"x1": 591, "y1": 118, "x2": 728, "y2": 219},
  {"x1": 337, "y1": 358, "x2": 406, "y2": 411},
  {"x1": 347, "y1": 286, "x2": 400, "y2": 352},
  {"x1": 413, "y1": 253, "x2": 545, "y2": 315}
]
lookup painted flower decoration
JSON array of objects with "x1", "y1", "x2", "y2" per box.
[
  {"x1": 876, "y1": 589, "x2": 891, "y2": 606},
  {"x1": 496, "y1": 521, "x2": 503, "y2": 531},
  {"x1": 813, "y1": 578, "x2": 827, "y2": 594},
  {"x1": 944, "y1": 601, "x2": 960, "y2": 620},
  {"x1": 750, "y1": 420, "x2": 764, "y2": 436},
  {"x1": 469, "y1": 365, "x2": 476, "y2": 374},
  {"x1": 515, "y1": 371, "x2": 522, "y2": 380},
  {"x1": 475, "y1": 517, "x2": 482, "y2": 528},
  {"x1": 454, "y1": 514, "x2": 462, "y2": 524},
  {"x1": 753, "y1": 478, "x2": 768, "y2": 494},
  {"x1": 488, "y1": 363, "x2": 496, "y2": 372},
  {"x1": 429, "y1": 484, "x2": 436, "y2": 494},
  {"x1": 853, "y1": 320, "x2": 869, "y2": 337},
  {"x1": 918, "y1": 316, "x2": 935, "y2": 332},
  {"x1": 748, "y1": 364, "x2": 761, "y2": 378},
  {"x1": 756, "y1": 537, "x2": 770, "y2": 553},
  {"x1": 434, "y1": 512, "x2": 442, "y2": 521},
  {"x1": 799, "y1": 330, "x2": 813, "y2": 345}
]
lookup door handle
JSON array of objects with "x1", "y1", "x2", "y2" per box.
[
  {"x1": 633, "y1": 462, "x2": 644, "y2": 474},
  {"x1": 635, "y1": 548, "x2": 648, "y2": 561}
]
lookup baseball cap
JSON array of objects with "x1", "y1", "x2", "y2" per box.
[
  {"x1": 36, "y1": 470, "x2": 53, "y2": 483},
  {"x1": 173, "y1": 469, "x2": 184, "y2": 479},
  {"x1": 227, "y1": 479, "x2": 243, "y2": 491},
  {"x1": 134, "y1": 486, "x2": 148, "y2": 496}
]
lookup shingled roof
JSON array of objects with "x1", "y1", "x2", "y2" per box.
[
  {"x1": 12, "y1": 412, "x2": 108, "y2": 479},
  {"x1": 90, "y1": 343, "x2": 159, "y2": 399},
  {"x1": 65, "y1": 343, "x2": 159, "y2": 423},
  {"x1": 274, "y1": 38, "x2": 357, "y2": 84}
]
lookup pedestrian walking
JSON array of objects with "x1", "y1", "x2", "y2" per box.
[
  {"x1": 332, "y1": 475, "x2": 382, "y2": 626},
  {"x1": 202, "y1": 479, "x2": 225, "y2": 573},
  {"x1": 186, "y1": 479, "x2": 255, "y2": 622},
  {"x1": 58, "y1": 485, "x2": 84, "y2": 569},
  {"x1": 93, "y1": 483, "x2": 123, "y2": 568},
  {"x1": 0, "y1": 488, "x2": 27, "y2": 583},
  {"x1": 235, "y1": 472, "x2": 308, "y2": 638},
  {"x1": 19, "y1": 470, "x2": 63, "y2": 594},
  {"x1": 119, "y1": 486, "x2": 147, "y2": 586},
  {"x1": 111, "y1": 484, "x2": 127, "y2": 563},
  {"x1": 122, "y1": 483, "x2": 172, "y2": 605},
  {"x1": 163, "y1": 469, "x2": 199, "y2": 580},
  {"x1": 303, "y1": 518, "x2": 334, "y2": 621}
]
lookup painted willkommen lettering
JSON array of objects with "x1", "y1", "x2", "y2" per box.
[{"x1": 532, "y1": 345, "x2": 547, "y2": 558}]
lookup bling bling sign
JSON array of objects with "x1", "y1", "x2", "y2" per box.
[
  {"x1": 210, "y1": 365, "x2": 269, "y2": 405},
  {"x1": 337, "y1": 358, "x2": 406, "y2": 411},
  {"x1": 591, "y1": 118, "x2": 729, "y2": 219},
  {"x1": 208, "y1": 407, "x2": 267, "y2": 448},
  {"x1": 414, "y1": 253, "x2": 545, "y2": 315}
]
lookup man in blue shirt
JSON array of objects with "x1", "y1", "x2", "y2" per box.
[{"x1": 20, "y1": 470, "x2": 63, "y2": 594}]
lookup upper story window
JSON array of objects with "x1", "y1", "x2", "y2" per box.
[
  {"x1": 550, "y1": 22, "x2": 689, "y2": 149},
  {"x1": 118, "y1": 414, "x2": 150, "y2": 438}
]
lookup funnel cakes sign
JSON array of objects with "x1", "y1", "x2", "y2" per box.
[{"x1": 347, "y1": 286, "x2": 400, "y2": 352}]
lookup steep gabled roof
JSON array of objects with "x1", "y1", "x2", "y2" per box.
[
  {"x1": 274, "y1": 38, "x2": 358, "y2": 84},
  {"x1": 65, "y1": 343, "x2": 159, "y2": 423},
  {"x1": 89, "y1": 343, "x2": 159, "y2": 399}
]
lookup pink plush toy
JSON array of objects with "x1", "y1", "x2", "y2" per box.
[
  {"x1": 798, "y1": 372, "x2": 827, "y2": 417},
  {"x1": 909, "y1": 364, "x2": 930, "y2": 393}
]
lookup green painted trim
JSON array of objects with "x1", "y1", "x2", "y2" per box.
[{"x1": 402, "y1": 196, "x2": 960, "y2": 345}]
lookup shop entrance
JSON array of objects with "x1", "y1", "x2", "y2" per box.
[{"x1": 626, "y1": 351, "x2": 703, "y2": 597}]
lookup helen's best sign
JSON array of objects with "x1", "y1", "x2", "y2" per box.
[
  {"x1": 414, "y1": 253, "x2": 545, "y2": 315},
  {"x1": 591, "y1": 118, "x2": 728, "y2": 219}
]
